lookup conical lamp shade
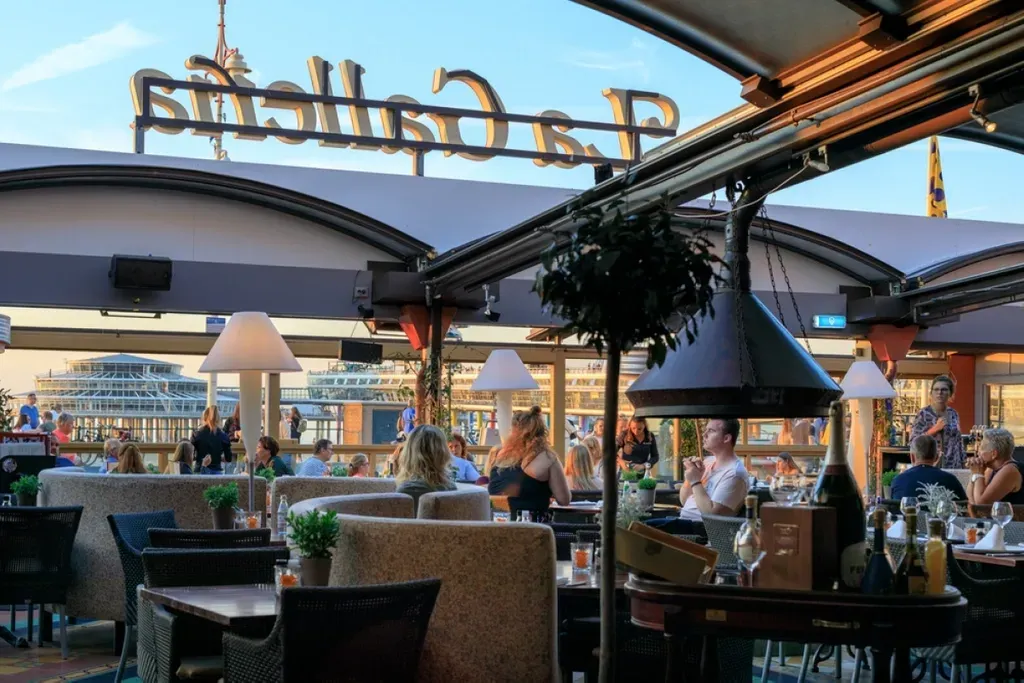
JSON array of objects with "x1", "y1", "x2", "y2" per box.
[
  {"x1": 471, "y1": 350, "x2": 538, "y2": 391},
  {"x1": 840, "y1": 360, "x2": 896, "y2": 400},
  {"x1": 199, "y1": 312, "x2": 302, "y2": 373}
]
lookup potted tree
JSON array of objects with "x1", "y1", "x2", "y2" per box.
[
  {"x1": 534, "y1": 194, "x2": 722, "y2": 682},
  {"x1": 882, "y1": 470, "x2": 898, "y2": 500},
  {"x1": 203, "y1": 482, "x2": 240, "y2": 530},
  {"x1": 287, "y1": 509, "x2": 340, "y2": 586},
  {"x1": 636, "y1": 477, "x2": 658, "y2": 510},
  {"x1": 10, "y1": 474, "x2": 40, "y2": 506}
]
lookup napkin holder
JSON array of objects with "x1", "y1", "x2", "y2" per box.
[
  {"x1": 760, "y1": 503, "x2": 837, "y2": 591},
  {"x1": 616, "y1": 522, "x2": 718, "y2": 586}
]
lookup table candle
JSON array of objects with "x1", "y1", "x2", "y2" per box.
[
  {"x1": 574, "y1": 549, "x2": 589, "y2": 570},
  {"x1": 247, "y1": 515, "x2": 259, "y2": 529},
  {"x1": 279, "y1": 572, "x2": 298, "y2": 588}
]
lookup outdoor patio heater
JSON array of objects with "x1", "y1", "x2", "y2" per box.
[{"x1": 626, "y1": 189, "x2": 842, "y2": 418}]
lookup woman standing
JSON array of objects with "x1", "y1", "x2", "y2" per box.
[
  {"x1": 617, "y1": 416, "x2": 660, "y2": 475},
  {"x1": 191, "y1": 406, "x2": 232, "y2": 474},
  {"x1": 488, "y1": 406, "x2": 571, "y2": 520},
  {"x1": 288, "y1": 407, "x2": 303, "y2": 440},
  {"x1": 910, "y1": 375, "x2": 966, "y2": 469}
]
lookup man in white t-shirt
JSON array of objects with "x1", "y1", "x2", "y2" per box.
[{"x1": 646, "y1": 418, "x2": 749, "y2": 535}]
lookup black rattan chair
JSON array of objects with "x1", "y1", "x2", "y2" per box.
[
  {"x1": 554, "y1": 532, "x2": 575, "y2": 562},
  {"x1": 138, "y1": 547, "x2": 290, "y2": 683},
  {"x1": 0, "y1": 505, "x2": 82, "y2": 658},
  {"x1": 702, "y1": 513, "x2": 744, "y2": 578},
  {"x1": 107, "y1": 510, "x2": 177, "y2": 683},
  {"x1": 221, "y1": 580, "x2": 442, "y2": 683},
  {"x1": 148, "y1": 528, "x2": 270, "y2": 549}
]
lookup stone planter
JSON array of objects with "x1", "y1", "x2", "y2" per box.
[
  {"x1": 211, "y1": 506, "x2": 235, "y2": 530},
  {"x1": 883, "y1": 485, "x2": 892, "y2": 500},
  {"x1": 636, "y1": 488, "x2": 656, "y2": 510},
  {"x1": 16, "y1": 493, "x2": 36, "y2": 507},
  {"x1": 300, "y1": 557, "x2": 332, "y2": 586}
]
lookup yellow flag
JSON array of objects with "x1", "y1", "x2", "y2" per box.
[{"x1": 927, "y1": 135, "x2": 947, "y2": 218}]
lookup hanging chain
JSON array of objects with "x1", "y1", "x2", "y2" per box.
[
  {"x1": 728, "y1": 182, "x2": 756, "y2": 387},
  {"x1": 759, "y1": 202, "x2": 811, "y2": 353}
]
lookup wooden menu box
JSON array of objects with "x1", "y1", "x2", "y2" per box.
[{"x1": 760, "y1": 503, "x2": 837, "y2": 591}]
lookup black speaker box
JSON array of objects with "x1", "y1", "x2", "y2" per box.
[
  {"x1": 109, "y1": 255, "x2": 173, "y2": 291},
  {"x1": 339, "y1": 340, "x2": 383, "y2": 364}
]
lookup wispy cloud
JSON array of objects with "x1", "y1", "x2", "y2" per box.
[
  {"x1": 949, "y1": 205, "x2": 989, "y2": 219},
  {"x1": 1, "y1": 21, "x2": 160, "y2": 92},
  {"x1": 561, "y1": 39, "x2": 655, "y2": 83}
]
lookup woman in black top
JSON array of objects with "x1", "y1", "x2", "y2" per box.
[
  {"x1": 488, "y1": 406, "x2": 571, "y2": 520},
  {"x1": 191, "y1": 406, "x2": 233, "y2": 474},
  {"x1": 617, "y1": 416, "x2": 659, "y2": 475},
  {"x1": 289, "y1": 407, "x2": 302, "y2": 440},
  {"x1": 967, "y1": 427, "x2": 1024, "y2": 505}
]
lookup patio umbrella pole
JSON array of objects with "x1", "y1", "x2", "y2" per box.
[{"x1": 599, "y1": 343, "x2": 620, "y2": 683}]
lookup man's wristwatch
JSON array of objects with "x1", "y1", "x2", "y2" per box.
[{"x1": 971, "y1": 473, "x2": 985, "y2": 483}]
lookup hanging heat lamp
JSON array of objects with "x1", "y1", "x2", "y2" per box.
[{"x1": 626, "y1": 188, "x2": 842, "y2": 418}]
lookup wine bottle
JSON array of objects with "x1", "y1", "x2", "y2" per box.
[
  {"x1": 924, "y1": 519, "x2": 947, "y2": 595},
  {"x1": 733, "y1": 494, "x2": 764, "y2": 587},
  {"x1": 811, "y1": 400, "x2": 867, "y2": 591},
  {"x1": 862, "y1": 508, "x2": 895, "y2": 595},
  {"x1": 896, "y1": 508, "x2": 928, "y2": 595}
]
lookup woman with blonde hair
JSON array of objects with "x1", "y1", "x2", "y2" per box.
[
  {"x1": 191, "y1": 405, "x2": 232, "y2": 474},
  {"x1": 581, "y1": 435, "x2": 603, "y2": 482},
  {"x1": 488, "y1": 406, "x2": 571, "y2": 520},
  {"x1": 396, "y1": 425, "x2": 456, "y2": 507},
  {"x1": 165, "y1": 440, "x2": 195, "y2": 475},
  {"x1": 348, "y1": 453, "x2": 371, "y2": 477},
  {"x1": 565, "y1": 444, "x2": 602, "y2": 491},
  {"x1": 100, "y1": 438, "x2": 121, "y2": 474},
  {"x1": 114, "y1": 443, "x2": 148, "y2": 474}
]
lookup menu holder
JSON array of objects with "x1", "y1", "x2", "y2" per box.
[
  {"x1": 616, "y1": 521, "x2": 718, "y2": 586},
  {"x1": 760, "y1": 503, "x2": 837, "y2": 591}
]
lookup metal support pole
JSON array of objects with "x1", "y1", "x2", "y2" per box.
[
  {"x1": 550, "y1": 349, "x2": 566, "y2": 459},
  {"x1": 428, "y1": 298, "x2": 443, "y2": 425}
]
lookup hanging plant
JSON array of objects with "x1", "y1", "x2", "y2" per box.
[
  {"x1": 534, "y1": 193, "x2": 724, "y2": 682},
  {"x1": 0, "y1": 387, "x2": 14, "y2": 433}
]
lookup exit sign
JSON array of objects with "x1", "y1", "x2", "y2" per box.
[{"x1": 812, "y1": 314, "x2": 847, "y2": 330}]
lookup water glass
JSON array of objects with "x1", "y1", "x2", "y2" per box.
[
  {"x1": 0, "y1": 494, "x2": 11, "y2": 506},
  {"x1": 518, "y1": 511, "x2": 533, "y2": 523},
  {"x1": 236, "y1": 510, "x2": 264, "y2": 530},
  {"x1": 992, "y1": 501, "x2": 1013, "y2": 528},
  {"x1": 274, "y1": 564, "x2": 300, "y2": 595},
  {"x1": 770, "y1": 475, "x2": 801, "y2": 506},
  {"x1": 571, "y1": 542, "x2": 595, "y2": 572},
  {"x1": 492, "y1": 511, "x2": 511, "y2": 523}
]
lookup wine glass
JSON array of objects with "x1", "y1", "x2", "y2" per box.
[
  {"x1": 900, "y1": 496, "x2": 918, "y2": 518},
  {"x1": 770, "y1": 475, "x2": 801, "y2": 506},
  {"x1": 992, "y1": 501, "x2": 1013, "y2": 529},
  {"x1": 934, "y1": 499, "x2": 958, "y2": 533}
]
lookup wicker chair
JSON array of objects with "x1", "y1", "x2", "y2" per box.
[
  {"x1": 147, "y1": 528, "x2": 270, "y2": 549},
  {"x1": 550, "y1": 522, "x2": 601, "y2": 536},
  {"x1": 702, "y1": 513, "x2": 744, "y2": 577},
  {"x1": 221, "y1": 580, "x2": 442, "y2": 683},
  {"x1": 554, "y1": 532, "x2": 576, "y2": 562},
  {"x1": 913, "y1": 544, "x2": 1024, "y2": 680},
  {"x1": 107, "y1": 510, "x2": 177, "y2": 683},
  {"x1": 138, "y1": 547, "x2": 290, "y2": 683},
  {"x1": 0, "y1": 505, "x2": 82, "y2": 658}
]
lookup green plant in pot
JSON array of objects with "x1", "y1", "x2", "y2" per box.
[
  {"x1": 287, "y1": 509, "x2": 340, "y2": 586},
  {"x1": 203, "y1": 482, "x2": 240, "y2": 530},
  {"x1": 636, "y1": 477, "x2": 658, "y2": 510},
  {"x1": 330, "y1": 464, "x2": 347, "y2": 477},
  {"x1": 10, "y1": 474, "x2": 40, "y2": 506},
  {"x1": 881, "y1": 470, "x2": 898, "y2": 500}
]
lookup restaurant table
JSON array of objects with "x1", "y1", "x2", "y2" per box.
[
  {"x1": 140, "y1": 584, "x2": 278, "y2": 633},
  {"x1": 550, "y1": 503, "x2": 681, "y2": 523},
  {"x1": 952, "y1": 547, "x2": 1024, "y2": 570},
  {"x1": 626, "y1": 577, "x2": 965, "y2": 683}
]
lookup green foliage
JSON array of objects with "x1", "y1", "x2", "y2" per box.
[
  {"x1": 255, "y1": 467, "x2": 276, "y2": 483},
  {"x1": 533, "y1": 197, "x2": 725, "y2": 367},
  {"x1": 637, "y1": 477, "x2": 658, "y2": 491},
  {"x1": 0, "y1": 387, "x2": 14, "y2": 432},
  {"x1": 679, "y1": 419, "x2": 700, "y2": 460},
  {"x1": 146, "y1": 464, "x2": 159, "y2": 474},
  {"x1": 10, "y1": 474, "x2": 39, "y2": 496},
  {"x1": 881, "y1": 470, "x2": 899, "y2": 488},
  {"x1": 203, "y1": 482, "x2": 239, "y2": 510},
  {"x1": 330, "y1": 464, "x2": 348, "y2": 477},
  {"x1": 286, "y1": 509, "x2": 340, "y2": 559},
  {"x1": 620, "y1": 471, "x2": 641, "y2": 483}
]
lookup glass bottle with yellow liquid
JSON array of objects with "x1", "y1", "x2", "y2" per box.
[
  {"x1": 896, "y1": 507, "x2": 928, "y2": 595},
  {"x1": 924, "y1": 519, "x2": 947, "y2": 595}
]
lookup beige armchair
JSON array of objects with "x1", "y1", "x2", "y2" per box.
[
  {"x1": 417, "y1": 485, "x2": 490, "y2": 521},
  {"x1": 289, "y1": 492, "x2": 415, "y2": 519},
  {"x1": 330, "y1": 515, "x2": 557, "y2": 683},
  {"x1": 270, "y1": 476, "x2": 395, "y2": 527},
  {"x1": 38, "y1": 469, "x2": 266, "y2": 622}
]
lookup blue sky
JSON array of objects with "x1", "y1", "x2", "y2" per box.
[{"x1": 0, "y1": 0, "x2": 1022, "y2": 223}]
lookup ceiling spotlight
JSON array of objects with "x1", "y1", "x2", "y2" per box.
[
  {"x1": 803, "y1": 147, "x2": 829, "y2": 173},
  {"x1": 357, "y1": 304, "x2": 375, "y2": 319},
  {"x1": 483, "y1": 284, "x2": 501, "y2": 323},
  {"x1": 969, "y1": 84, "x2": 998, "y2": 133}
]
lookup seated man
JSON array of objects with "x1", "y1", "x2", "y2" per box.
[
  {"x1": 646, "y1": 418, "x2": 749, "y2": 535},
  {"x1": 891, "y1": 435, "x2": 966, "y2": 501},
  {"x1": 295, "y1": 439, "x2": 333, "y2": 477}
]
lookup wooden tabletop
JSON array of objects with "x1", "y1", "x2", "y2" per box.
[
  {"x1": 140, "y1": 584, "x2": 278, "y2": 629},
  {"x1": 953, "y1": 548, "x2": 1024, "y2": 568}
]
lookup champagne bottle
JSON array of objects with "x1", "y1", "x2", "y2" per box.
[
  {"x1": 896, "y1": 508, "x2": 928, "y2": 595},
  {"x1": 862, "y1": 508, "x2": 895, "y2": 595},
  {"x1": 811, "y1": 401, "x2": 867, "y2": 591},
  {"x1": 733, "y1": 494, "x2": 764, "y2": 587}
]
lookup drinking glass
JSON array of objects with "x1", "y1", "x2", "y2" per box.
[
  {"x1": 236, "y1": 510, "x2": 264, "y2": 530},
  {"x1": 770, "y1": 475, "x2": 801, "y2": 506},
  {"x1": 992, "y1": 501, "x2": 1013, "y2": 528},
  {"x1": 492, "y1": 511, "x2": 510, "y2": 523},
  {"x1": 0, "y1": 494, "x2": 11, "y2": 506},
  {"x1": 518, "y1": 511, "x2": 533, "y2": 523},
  {"x1": 935, "y1": 499, "x2": 958, "y2": 528},
  {"x1": 900, "y1": 497, "x2": 918, "y2": 518},
  {"x1": 274, "y1": 564, "x2": 300, "y2": 595},
  {"x1": 571, "y1": 542, "x2": 594, "y2": 572}
]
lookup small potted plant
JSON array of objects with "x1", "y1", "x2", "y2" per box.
[
  {"x1": 146, "y1": 464, "x2": 160, "y2": 474},
  {"x1": 330, "y1": 464, "x2": 347, "y2": 477},
  {"x1": 203, "y1": 482, "x2": 240, "y2": 530},
  {"x1": 620, "y1": 470, "x2": 641, "y2": 493},
  {"x1": 881, "y1": 470, "x2": 898, "y2": 500},
  {"x1": 287, "y1": 509, "x2": 340, "y2": 586},
  {"x1": 636, "y1": 477, "x2": 658, "y2": 510},
  {"x1": 10, "y1": 474, "x2": 40, "y2": 506}
]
